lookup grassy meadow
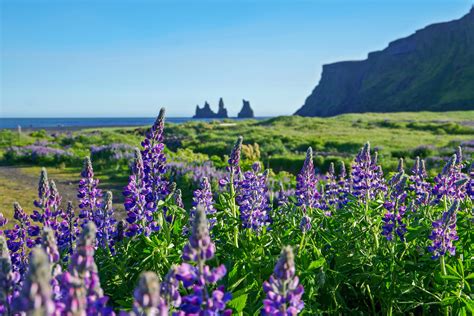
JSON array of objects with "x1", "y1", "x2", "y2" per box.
[{"x1": 1, "y1": 111, "x2": 473, "y2": 216}]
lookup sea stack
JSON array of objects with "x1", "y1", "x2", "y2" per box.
[
  {"x1": 237, "y1": 99, "x2": 255, "y2": 118},
  {"x1": 193, "y1": 99, "x2": 229, "y2": 118},
  {"x1": 216, "y1": 98, "x2": 228, "y2": 118}
]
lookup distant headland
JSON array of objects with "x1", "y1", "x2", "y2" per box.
[{"x1": 193, "y1": 98, "x2": 255, "y2": 118}]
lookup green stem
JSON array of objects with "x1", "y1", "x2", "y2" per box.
[
  {"x1": 230, "y1": 172, "x2": 239, "y2": 248},
  {"x1": 366, "y1": 284, "x2": 376, "y2": 315},
  {"x1": 299, "y1": 232, "x2": 306, "y2": 253},
  {"x1": 440, "y1": 256, "x2": 449, "y2": 316}
]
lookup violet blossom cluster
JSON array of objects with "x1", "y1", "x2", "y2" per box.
[
  {"x1": 77, "y1": 156, "x2": 103, "y2": 226},
  {"x1": 4, "y1": 202, "x2": 34, "y2": 276},
  {"x1": 6, "y1": 145, "x2": 72, "y2": 163},
  {"x1": 12, "y1": 248, "x2": 55, "y2": 315},
  {"x1": 57, "y1": 201, "x2": 78, "y2": 262},
  {"x1": 351, "y1": 142, "x2": 386, "y2": 201},
  {"x1": 432, "y1": 148, "x2": 467, "y2": 203},
  {"x1": 0, "y1": 235, "x2": 17, "y2": 315},
  {"x1": 409, "y1": 157, "x2": 431, "y2": 206},
  {"x1": 382, "y1": 159, "x2": 408, "y2": 242},
  {"x1": 295, "y1": 148, "x2": 320, "y2": 231},
  {"x1": 59, "y1": 222, "x2": 113, "y2": 315},
  {"x1": 185, "y1": 177, "x2": 217, "y2": 235},
  {"x1": 141, "y1": 108, "x2": 170, "y2": 212},
  {"x1": 169, "y1": 207, "x2": 231, "y2": 315},
  {"x1": 295, "y1": 147, "x2": 320, "y2": 210},
  {"x1": 262, "y1": 246, "x2": 304, "y2": 315},
  {"x1": 96, "y1": 191, "x2": 117, "y2": 254},
  {"x1": 90, "y1": 143, "x2": 135, "y2": 162},
  {"x1": 236, "y1": 162, "x2": 271, "y2": 232},
  {"x1": 428, "y1": 200, "x2": 460, "y2": 260},
  {"x1": 131, "y1": 271, "x2": 168, "y2": 316},
  {"x1": 219, "y1": 136, "x2": 243, "y2": 189},
  {"x1": 124, "y1": 149, "x2": 159, "y2": 237},
  {"x1": 168, "y1": 160, "x2": 226, "y2": 187}
]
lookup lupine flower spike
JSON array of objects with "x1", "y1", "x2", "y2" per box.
[
  {"x1": 57, "y1": 201, "x2": 78, "y2": 262},
  {"x1": 185, "y1": 177, "x2": 217, "y2": 234},
  {"x1": 141, "y1": 107, "x2": 169, "y2": 211},
  {"x1": 262, "y1": 246, "x2": 304, "y2": 315},
  {"x1": 296, "y1": 148, "x2": 319, "y2": 232},
  {"x1": 0, "y1": 236, "x2": 15, "y2": 315},
  {"x1": 13, "y1": 248, "x2": 55, "y2": 315},
  {"x1": 236, "y1": 162, "x2": 271, "y2": 232},
  {"x1": 351, "y1": 142, "x2": 386, "y2": 201},
  {"x1": 174, "y1": 206, "x2": 231, "y2": 315},
  {"x1": 5, "y1": 202, "x2": 32, "y2": 276},
  {"x1": 382, "y1": 159, "x2": 408, "y2": 241},
  {"x1": 124, "y1": 148, "x2": 159, "y2": 237},
  {"x1": 428, "y1": 200, "x2": 460, "y2": 259},
  {"x1": 63, "y1": 222, "x2": 111, "y2": 314},
  {"x1": 132, "y1": 271, "x2": 168, "y2": 316},
  {"x1": 78, "y1": 156, "x2": 103, "y2": 225}
]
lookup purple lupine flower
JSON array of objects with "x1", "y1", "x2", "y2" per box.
[
  {"x1": 41, "y1": 228, "x2": 62, "y2": 303},
  {"x1": 57, "y1": 271, "x2": 87, "y2": 315},
  {"x1": 0, "y1": 235, "x2": 16, "y2": 316},
  {"x1": 46, "y1": 180, "x2": 62, "y2": 229},
  {"x1": 96, "y1": 191, "x2": 117, "y2": 254},
  {"x1": 219, "y1": 136, "x2": 243, "y2": 188},
  {"x1": 275, "y1": 182, "x2": 290, "y2": 208},
  {"x1": 382, "y1": 159, "x2": 408, "y2": 242},
  {"x1": 132, "y1": 271, "x2": 168, "y2": 316},
  {"x1": 409, "y1": 157, "x2": 431, "y2": 206},
  {"x1": 141, "y1": 108, "x2": 169, "y2": 213},
  {"x1": 12, "y1": 248, "x2": 55, "y2": 315},
  {"x1": 432, "y1": 151, "x2": 467, "y2": 203},
  {"x1": 468, "y1": 163, "x2": 474, "y2": 200},
  {"x1": 337, "y1": 161, "x2": 350, "y2": 207},
  {"x1": 4, "y1": 202, "x2": 33, "y2": 276},
  {"x1": 124, "y1": 149, "x2": 158, "y2": 237},
  {"x1": 77, "y1": 157, "x2": 103, "y2": 226},
  {"x1": 228, "y1": 136, "x2": 243, "y2": 169},
  {"x1": 351, "y1": 142, "x2": 386, "y2": 201},
  {"x1": 41, "y1": 228, "x2": 60, "y2": 265},
  {"x1": 168, "y1": 161, "x2": 226, "y2": 187},
  {"x1": 66, "y1": 222, "x2": 111, "y2": 315},
  {"x1": 173, "y1": 189, "x2": 184, "y2": 209},
  {"x1": 299, "y1": 212, "x2": 312, "y2": 233},
  {"x1": 428, "y1": 200, "x2": 460, "y2": 260},
  {"x1": 174, "y1": 207, "x2": 231, "y2": 315},
  {"x1": 262, "y1": 246, "x2": 304, "y2": 315},
  {"x1": 236, "y1": 162, "x2": 271, "y2": 232},
  {"x1": 0, "y1": 213, "x2": 8, "y2": 230},
  {"x1": 295, "y1": 147, "x2": 320, "y2": 209},
  {"x1": 57, "y1": 201, "x2": 78, "y2": 262},
  {"x1": 29, "y1": 168, "x2": 51, "y2": 245},
  {"x1": 323, "y1": 162, "x2": 339, "y2": 214},
  {"x1": 185, "y1": 177, "x2": 217, "y2": 235},
  {"x1": 161, "y1": 265, "x2": 182, "y2": 308}
]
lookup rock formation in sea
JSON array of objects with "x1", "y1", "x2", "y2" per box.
[
  {"x1": 193, "y1": 99, "x2": 229, "y2": 118},
  {"x1": 216, "y1": 98, "x2": 228, "y2": 118},
  {"x1": 237, "y1": 99, "x2": 255, "y2": 118}
]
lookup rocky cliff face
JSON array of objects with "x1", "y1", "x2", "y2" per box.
[
  {"x1": 238, "y1": 99, "x2": 255, "y2": 118},
  {"x1": 193, "y1": 99, "x2": 229, "y2": 118},
  {"x1": 295, "y1": 7, "x2": 474, "y2": 117}
]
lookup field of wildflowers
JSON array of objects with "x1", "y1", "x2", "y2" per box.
[{"x1": 0, "y1": 108, "x2": 473, "y2": 315}]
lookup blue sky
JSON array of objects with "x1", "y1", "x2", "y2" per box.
[{"x1": 1, "y1": 0, "x2": 472, "y2": 117}]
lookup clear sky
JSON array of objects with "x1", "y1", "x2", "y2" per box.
[{"x1": 1, "y1": 0, "x2": 472, "y2": 117}]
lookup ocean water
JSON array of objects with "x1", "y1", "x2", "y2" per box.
[{"x1": 0, "y1": 117, "x2": 271, "y2": 129}]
